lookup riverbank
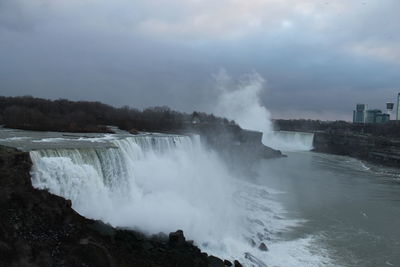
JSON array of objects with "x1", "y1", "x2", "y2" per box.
[
  {"x1": 312, "y1": 131, "x2": 400, "y2": 168},
  {"x1": 0, "y1": 145, "x2": 241, "y2": 267},
  {"x1": 274, "y1": 119, "x2": 400, "y2": 168}
]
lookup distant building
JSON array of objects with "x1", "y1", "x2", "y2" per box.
[
  {"x1": 353, "y1": 104, "x2": 390, "y2": 124},
  {"x1": 385, "y1": 102, "x2": 394, "y2": 120},
  {"x1": 365, "y1": 109, "x2": 390, "y2": 123},
  {"x1": 376, "y1": 113, "x2": 390, "y2": 123},
  {"x1": 387, "y1": 102, "x2": 394, "y2": 112},
  {"x1": 353, "y1": 104, "x2": 367, "y2": 123},
  {"x1": 397, "y1": 93, "x2": 400, "y2": 120}
]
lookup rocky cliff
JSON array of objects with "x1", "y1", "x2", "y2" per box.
[
  {"x1": 274, "y1": 119, "x2": 400, "y2": 168},
  {"x1": 185, "y1": 123, "x2": 283, "y2": 168},
  {"x1": 0, "y1": 146, "x2": 241, "y2": 267},
  {"x1": 313, "y1": 132, "x2": 400, "y2": 167}
]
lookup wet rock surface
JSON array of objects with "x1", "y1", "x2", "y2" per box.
[
  {"x1": 0, "y1": 146, "x2": 242, "y2": 267},
  {"x1": 258, "y1": 242, "x2": 268, "y2": 251}
]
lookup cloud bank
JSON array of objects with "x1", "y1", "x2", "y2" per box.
[{"x1": 0, "y1": 0, "x2": 399, "y2": 120}]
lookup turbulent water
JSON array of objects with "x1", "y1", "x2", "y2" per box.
[
  {"x1": 257, "y1": 152, "x2": 400, "y2": 267},
  {"x1": 2, "y1": 127, "x2": 400, "y2": 266},
  {"x1": 264, "y1": 131, "x2": 315, "y2": 152},
  {"x1": 29, "y1": 133, "x2": 304, "y2": 265}
]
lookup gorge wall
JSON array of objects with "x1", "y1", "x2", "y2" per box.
[
  {"x1": 313, "y1": 132, "x2": 400, "y2": 167},
  {"x1": 184, "y1": 123, "x2": 283, "y2": 170},
  {"x1": 274, "y1": 119, "x2": 400, "y2": 168}
]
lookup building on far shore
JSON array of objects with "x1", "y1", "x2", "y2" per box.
[
  {"x1": 386, "y1": 102, "x2": 394, "y2": 118},
  {"x1": 397, "y1": 93, "x2": 400, "y2": 120},
  {"x1": 353, "y1": 92, "x2": 400, "y2": 124},
  {"x1": 365, "y1": 109, "x2": 390, "y2": 123},
  {"x1": 353, "y1": 104, "x2": 390, "y2": 124},
  {"x1": 353, "y1": 104, "x2": 367, "y2": 123}
]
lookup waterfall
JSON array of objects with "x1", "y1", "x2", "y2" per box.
[
  {"x1": 29, "y1": 134, "x2": 244, "y2": 258},
  {"x1": 264, "y1": 131, "x2": 315, "y2": 152},
  {"x1": 25, "y1": 131, "x2": 329, "y2": 266}
]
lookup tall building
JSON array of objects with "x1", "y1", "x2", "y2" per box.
[
  {"x1": 353, "y1": 104, "x2": 367, "y2": 123},
  {"x1": 397, "y1": 93, "x2": 400, "y2": 120},
  {"x1": 353, "y1": 104, "x2": 390, "y2": 124},
  {"x1": 386, "y1": 102, "x2": 394, "y2": 119}
]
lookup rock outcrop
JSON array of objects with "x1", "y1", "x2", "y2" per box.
[
  {"x1": 313, "y1": 132, "x2": 400, "y2": 167},
  {"x1": 274, "y1": 119, "x2": 400, "y2": 168},
  {"x1": 0, "y1": 146, "x2": 239, "y2": 267},
  {"x1": 184, "y1": 123, "x2": 283, "y2": 172}
]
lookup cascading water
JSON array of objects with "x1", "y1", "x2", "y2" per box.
[
  {"x1": 29, "y1": 135, "x2": 246, "y2": 262},
  {"x1": 25, "y1": 132, "x2": 332, "y2": 266},
  {"x1": 264, "y1": 131, "x2": 315, "y2": 152}
]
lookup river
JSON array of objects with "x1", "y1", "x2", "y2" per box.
[
  {"x1": 1, "y1": 127, "x2": 399, "y2": 266},
  {"x1": 256, "y1": 151, "x2": 400, "y2": 267}
]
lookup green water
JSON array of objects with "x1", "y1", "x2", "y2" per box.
[{"x1": 257, "y1": 152, "x2": 400, "y2": 267}]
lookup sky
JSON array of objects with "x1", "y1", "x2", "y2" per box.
[{"x1": 0, "y1": 0, "x2": 399, "y2": 120}]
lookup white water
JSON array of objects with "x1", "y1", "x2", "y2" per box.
[
  {"x1": 30, "y1": 135, "x2": 244, "y2": 259},
  {"x1": 265, "y1": 131, "x2": 314, "y2": 151},
  {"x1": 213, "y1": 70, "x2": 314, "y2": 152},
  {"x1": 29, "y1": 133, "x2": 331, "y2": 266}
]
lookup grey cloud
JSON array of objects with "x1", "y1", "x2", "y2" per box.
[
  {"x1": 0, "y1": 0, "x2": 399, "y2": 121},
  {"x1": 0, "y1": 0, "x2": 35, "y2": 32}
]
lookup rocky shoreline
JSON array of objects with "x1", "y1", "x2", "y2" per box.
[
  {"x1": 274, "y1": 119, "x2": 400, "y2": 168},
  {"x1": 313, "y1": 131, "x2": 400, "y2": 168},
  {"x1": 0, "y1": 146, "x2": 243, "y2": 267}
]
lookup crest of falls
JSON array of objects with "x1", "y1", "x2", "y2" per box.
[{"x1": 264, "y1": 131, "x2": 315, "y2": 152}]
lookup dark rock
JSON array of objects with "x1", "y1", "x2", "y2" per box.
[
  {"x1": 0, "y1": 241, "x2": 13, "y2": 260},
  {"x1": 208, "y1": 255, "x2": 225, "y2": 267},
  {"x1": 151, "y1": 232, "x2": 168, "y2": 242},
  {"x1": 129, "y1": 128, "x2": 140, "y2": 135},
  {"x1": 258, "y1": 242, "x2": 268, "y2": 251},
  {"x1": 234, "y1": 260, "x2": 243, "y2": 267},
  {"x1": 224, "y1": 259, "x2": 233, "y2": 266},
  {"x1": 168, "y1": 229, "x2": 186, "y2": 247},
  {"x1": 274, "y1": 119, "x2": 400, "y2": 168},
  {"x1": 142, "y1": 241, "x2": 154, "y2": 250},
  {"x1": 185, "y1": 123, "x2": 283, "y2": 175}
]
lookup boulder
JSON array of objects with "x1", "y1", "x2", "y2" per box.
[
  {"x1": 129, "y1": 128, "x2": 139, "y2": 135},
  {"x1": 168, "y1": 230, "x2": 186, "y2": 247},
  {"x1": 224, "y1": 259, "x2": 233, "y2": 266},
  {"x1": 208, "y1": 255, "x2": 225, "y2": 267},
  {"x1": 258, "y1": 242, "x2": 268, "y2": 251}
]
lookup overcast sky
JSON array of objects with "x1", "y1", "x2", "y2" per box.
[{"x1": 0, "y1": 0, "x2": 399, "y2": 120}]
